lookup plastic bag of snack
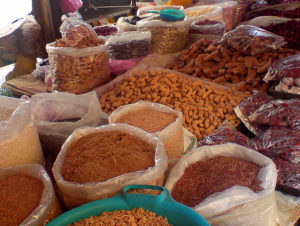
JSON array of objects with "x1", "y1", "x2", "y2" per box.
[
  {"x1": 199, "y1": 121, "x2": 251, "y2": 148},
  {"x1": 220, "y1": 25, "x2": 286, "y2": 56},
  {"x1": 213, "y1": 1, "x2": 237, "y2": 30},
  {"x1": 59, "y1": 16, "x2": 98, "y2": 48},
  {"x1": 184, "y1": 5, "x2": 224, "y2": 24},
  {"x1": 107, "y1": 31, "x2": 151, "y2": 60},
  {"x1": 263, "y1": 54, "x2": 300, "y2": 83},
  {"x1": 52, "y1": 124, "x2": 168, "y2": 209},
  {"x1": 234, "y1": 0, "x2": 250, "y2": 25},
  {"x1": 30, "y1": 91, "x2": 107, "y2": 158},
  {"x1": 252, "y1": 126, "x2": 300, "y2": 164},
  {"x1": 0, "y1": 164, "x2": 62, "y2": 225},
  {"x1": 249, "y1": 99, "x2": 300, "y2": 129},
  {"x1": 164, "y1": 143, "x2": 277, "y2": 226},
  {"x1": 234, "y1": 91, "x2": 273, "y2": 135},
  {"x1": 109, "y1": 101, "x2": 184, "y2": 159},
  {"x1": 0, "y1": 97, "x2": 44, "y2": 169},
  {"x1": 190, "y1": 20, "x2": 225, "y2": 35}
]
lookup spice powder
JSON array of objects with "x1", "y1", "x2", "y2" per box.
[
  {"x1": 115, "y1": 109, "x2": 177, "y2": 133},
  {"x1": 0, "y1": 174, "x2": 44, "y2": 226},
  {"x1": 62, "y1": 131, "x2": 155, "y2": 183},
  {"x1": 171, "y1": 156, "x2": 263, "y2": 207}
]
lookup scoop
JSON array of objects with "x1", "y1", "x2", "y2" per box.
[{"x1": 147, "y1": 8, "x2": 186, "y2": 21}]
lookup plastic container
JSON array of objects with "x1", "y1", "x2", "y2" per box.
[{"x1": 46, "y1": 184, "x2": 210, "y2": 226}]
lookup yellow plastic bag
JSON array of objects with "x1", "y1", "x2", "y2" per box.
[{"x1": 164, "y1": 0, "x2": 193, "y2": 7}]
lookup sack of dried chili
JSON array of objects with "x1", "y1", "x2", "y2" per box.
[
  {"x1": 199, "y1": 121, "x2": 251, "y2": 148},
  {"x1": 220, "y1": 25, "x2": 286, "y2": 56},
  {"x1": 249, "y1": 99, "x2": 300, "y2": 129},
  {"x1": 252, "y1": 126, "x2": 300, "y2": 164},
  {"x1": 164, "y1": 143, "x2": 277, "y2": 226},
  {"x1": 234, "y1": 91, "x2": 273, "y2": 135}
]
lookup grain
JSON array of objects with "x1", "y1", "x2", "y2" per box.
[
  {"x1": 62, "y1": 131, "x2": 155, "y2": 183},
  {"x1": 0, "y1": 174, "x2": 43, "y2": 226},
  {"x1": 116, "y1": 109, "x2": 177, "y2": 133},
  {"x1": 171, "y1": 156, "x2": 263, "y2": 207},
  {"x1": 72, "y1": 208, "x2": 172, "y2": 226}
]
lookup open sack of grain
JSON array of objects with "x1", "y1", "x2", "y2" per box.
[
  {"x1": 109, "y1": 101, "x2": 184, "y2": 159},
  {"x1": 30, "y1": 91, "x2": 107, "y2": 158},
  {"x1": 0, "y1": 164, "x2": 62, "y2": 225},
  {"x1": 52, "y1": 124, "x2": 168, "y2": 209},
  {"x1": 0, "y1": 96, "x2": 43, "y2": 169},
  {"x1": 164, "y1": 143, "x2": 278, "y2": 226}
]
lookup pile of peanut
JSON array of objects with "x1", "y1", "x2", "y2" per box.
[
  {"x1": 168, "y1": 39, "x2": 299, "y2": 93},
  {"x1": 100, "y1": 69, "x2": 248, "y2": 140}
]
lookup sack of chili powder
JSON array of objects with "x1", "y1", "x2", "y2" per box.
[{"x1": 165, "y1": 143, "x2": 277, "y2": 226}]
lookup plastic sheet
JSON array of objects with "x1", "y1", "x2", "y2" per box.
[
  {"x1": 249, "y1": 99, "x2": 300, "y2": 129},
  {"x1": 164, "y1": 143, "x2": 277, "y2": 225},
  {"x1": 30, "y1": 91, "x2": 107, "y2": 157},
  {"x1": 0, "y1": 164, "x2": 61, "y2": 225},
  {"x1": 220, "y1": 25, "x2": 286, "y2": 56},
  {"x1": 109, "y1": 101, "x2": 184, "y2": 159},
  {"x1": 52, "y1": 124, "x2": 168, "y2": 209}
]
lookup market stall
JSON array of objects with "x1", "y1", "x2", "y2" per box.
[{"x1": 0, "y1": 0, "x2": 299, "y2": 225}]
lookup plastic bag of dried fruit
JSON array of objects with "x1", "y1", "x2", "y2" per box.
[
  {"x1": 165, "y1": 143, "x2": 277, "y2": 226},
  {"x1": 198, "y1": 120, "x2": 251, "y2": 148},
  {"x1": 30, "y1": 91, "x2": 107, "y2": 158},
  {"x1": 234, "y1": 91, "x2": 273, "y2": 136},
  {"x1": 220, "y1": 25, "x2": 286, "y2": 56},
  {"x1": 263, "y1": 54, "x2": 300, "y2": 83},
  {"x1": 0, "y1": 164, "x2": 62, "y2": 225},
  {"x1": 109, "y1": 101, "x2": 184, "y2": 159},
  {"x1": 52, "y1": 124, "x2": 168, "y2": 209},
  {"x1": 249, "y1": 99, "x2": 300, "y2": 129},
  {"x1": 0, "y1": 96, "x2": 44, "y2": 169}
]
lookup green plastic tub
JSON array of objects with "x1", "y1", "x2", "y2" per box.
[{"x1": 47, "y1": 184, "x2": 210, "y2": 226}]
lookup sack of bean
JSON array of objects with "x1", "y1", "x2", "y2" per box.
[
  {"x1": 165, "y1": 143, "x2": 277, "y2": 226},
  {"x1": 0, "y1": 97, "x2": 44, "y2": 169},
  {"x1": 220, "y1": 25, "x2": 286, "y2": 56},
  {"x1": 93, "y1": 24, "x2": 119, "y2": 38},
  {"x1": 109, "y1": 101, "x2": 184, "y2": 159},
  {"x1": 137, "y1": 20, "x2": 189, "y2": 54},
  {"x1": 137, "y1": 5, "x2": 184, "y2": 16},
  {"x1": 46, "y1": 17, "x2": 110, "y2": 94},
  {"x1": 0, "y1": 164, "x2": 62, "y2": 225},
  {"x1": 52, "y1": 124, "x2": 168, "y2": 209},
  {"x1": 116, "y1": 15, "x2": 155, "y2": 33},
  {"x1": 30, "y1": 91, "x2": 107, "y2": 158},
  {"x1": 183, "y1": 5, "x2": 224, "y2": 25},
  {"x1": 107, "y1": 31, "x2": 151, "y2": 60}
]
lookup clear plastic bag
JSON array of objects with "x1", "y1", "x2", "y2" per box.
[
  {"x1": 213, "y1": 1, "x2": 237, "y2": 30},
  {"x1": 199, "y1": 121, "x2": 251, "y2": 148},
  {"x1": 30, "y1": 91, "x2": 107, "y2": 158},
  {"x1": 0, "y1": 97, "x2": 44, "y2": 169},
  {"x1": 137, "y1": 20, "x2": 189, "y2": 54},
  {"x1": 220, "y1": 25, "x2": 286, "y2": 56},
  {"x1": 184, "y1": 5, "x2": 224, "y2": 24},
  {"x1": 107, "y1": 31, "x2": 151, "y2": 60},
  {"x1": 234, "y1": 91, "x2": 273, "y2": 135},
  {"x1": 252, "y1": 126, "x2": 300, "y2": 164},
  {"x1": 52, "y1": 124, "x2": 168, "y2": 209},
  {"x1": 249, "y1": 99, "x2": 300, "y2": 129},
  {"x1": 0, "y1": 164, "x2": 62, "y2": 225},
  {"x1": 263, "y1": 54, "x2": 300, "y2": 82},
  {"x1": 190, "y1": 20, "x2": 225, "y2": 35},
  {"x1": 109, "y1": 101, "x2": 184, "y2": 159},
  {"x1": 164, "y1": 143, "x2": 277, "y2": 225}
]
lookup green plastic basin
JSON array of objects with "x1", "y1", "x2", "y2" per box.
[{"x1": 47, "y1": 184, "x2": 210, "y2": 226}]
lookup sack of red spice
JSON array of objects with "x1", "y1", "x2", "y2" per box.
[
  {"x1": 234, "y1": 91, "x2": 273, "y2": 135},
  {"x1": 199, "y1": 120, "x2": 251, "y2": 148},
  {"x1": 164, "y1": 143, "x2": 277, "y2": 226},
  {"x1": 249, "y1": 99, "x2": 300, "y2": 129},
  {"x1": 0, "y1": 164, "x2": 62, "y2": 225},
  {"x1": 220, "y1": 25, "x2": 286, "y2": 56}
]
